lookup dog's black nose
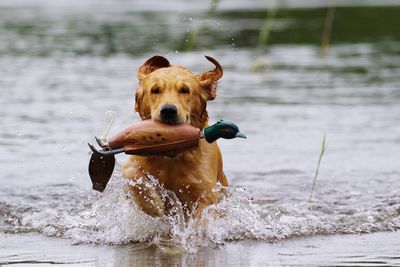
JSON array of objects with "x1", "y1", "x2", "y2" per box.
[{"x1": 160, "y1": 104, "x2": 178, "y2": 123}]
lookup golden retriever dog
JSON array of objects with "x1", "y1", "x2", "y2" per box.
[{"x1": 122, "y1": 55, "x2": 227, "y2": 219}]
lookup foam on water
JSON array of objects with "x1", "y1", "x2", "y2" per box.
[{"x1": 1, "y1": 165, "x2": 400, "y2": 253}]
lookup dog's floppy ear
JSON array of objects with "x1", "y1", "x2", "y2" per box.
[
  {"x1": 135, "y1": 86, "x2": 151, "y2": 119},
  {"x1": 137, "y1": 55, "x2": 170, "y2": 81},
  {"x1": 197, "y1": 56, "x2": 223, "y2": 101}
]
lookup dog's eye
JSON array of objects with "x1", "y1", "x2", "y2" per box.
[
  {"x1": 179, "y1": 87, "x2": 190, "y2": 94},
  {"x1": 151, "y1": 87, "x2": 160, "y2": 94}
]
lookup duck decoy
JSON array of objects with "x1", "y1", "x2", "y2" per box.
[{"x1": 88, "y1": 119, "x2": 245, "y2": 192}]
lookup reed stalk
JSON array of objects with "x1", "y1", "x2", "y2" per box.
[
  {"x1": 182, "y1": 0, "x2": 220, "y2": 51},
  {"x1": 308, "y1": 134, "x2": 327, "y2": 203},
  {"x1": 252, "y1": 3, "x2": 278, "y2": 72},
  {"x1": 320, "y1": 0, "x2": 336, "y2": 57}
]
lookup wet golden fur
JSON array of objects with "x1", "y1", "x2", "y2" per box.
[{"x1": 122, "y1": 55, "x2": 227, "y2": 218}]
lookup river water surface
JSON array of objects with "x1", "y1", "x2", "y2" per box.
[{"x1": 1, "y1": 1, "x2": 400, "y2": 266}]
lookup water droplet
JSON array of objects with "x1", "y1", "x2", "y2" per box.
[{"x1": 16, "y1": 131, "x2": 21, "y2": 136}]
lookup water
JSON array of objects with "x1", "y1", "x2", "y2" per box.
[{"x1": 1, "y1": 1, "x2": 400, "y2": 266}]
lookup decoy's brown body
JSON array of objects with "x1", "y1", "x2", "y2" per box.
[{"x1": 107, "y1": 120, "x2": 202, "y2": 156}]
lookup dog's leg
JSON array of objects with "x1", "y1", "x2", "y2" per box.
[{"x1": 122, "y1": 160, "x2": 165, "y2": 217}]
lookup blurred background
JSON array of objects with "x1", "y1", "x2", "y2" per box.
[
  {"x1": 1, "y1": 0, "x2": 400, "y2": 264},
  {"x1": 1, "y1": 0, "x2": 400, "y2": 56}
]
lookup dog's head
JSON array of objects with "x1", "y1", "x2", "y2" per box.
[{"x1": 134, "y1": 55, "x2": 223, "y2": 129}]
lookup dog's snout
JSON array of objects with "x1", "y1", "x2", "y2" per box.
[
  {"x1": 160, "y1": 104, "x2": 177, "y2": 116},
  {"x1": 160, "y1": 104, "x2": 178, "y2": 123}
]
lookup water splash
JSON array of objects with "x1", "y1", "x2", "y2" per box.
[
  {"x1": 2, "y1": 169, "x2": 400, "y2": 253},
  {"x1": 0, "y1": 169, "x2": 275, "y2": 252}
]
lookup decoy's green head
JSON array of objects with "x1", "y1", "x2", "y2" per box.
[{"x1": 204, "y1": 119, "x2": 247, "y2": 143}]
